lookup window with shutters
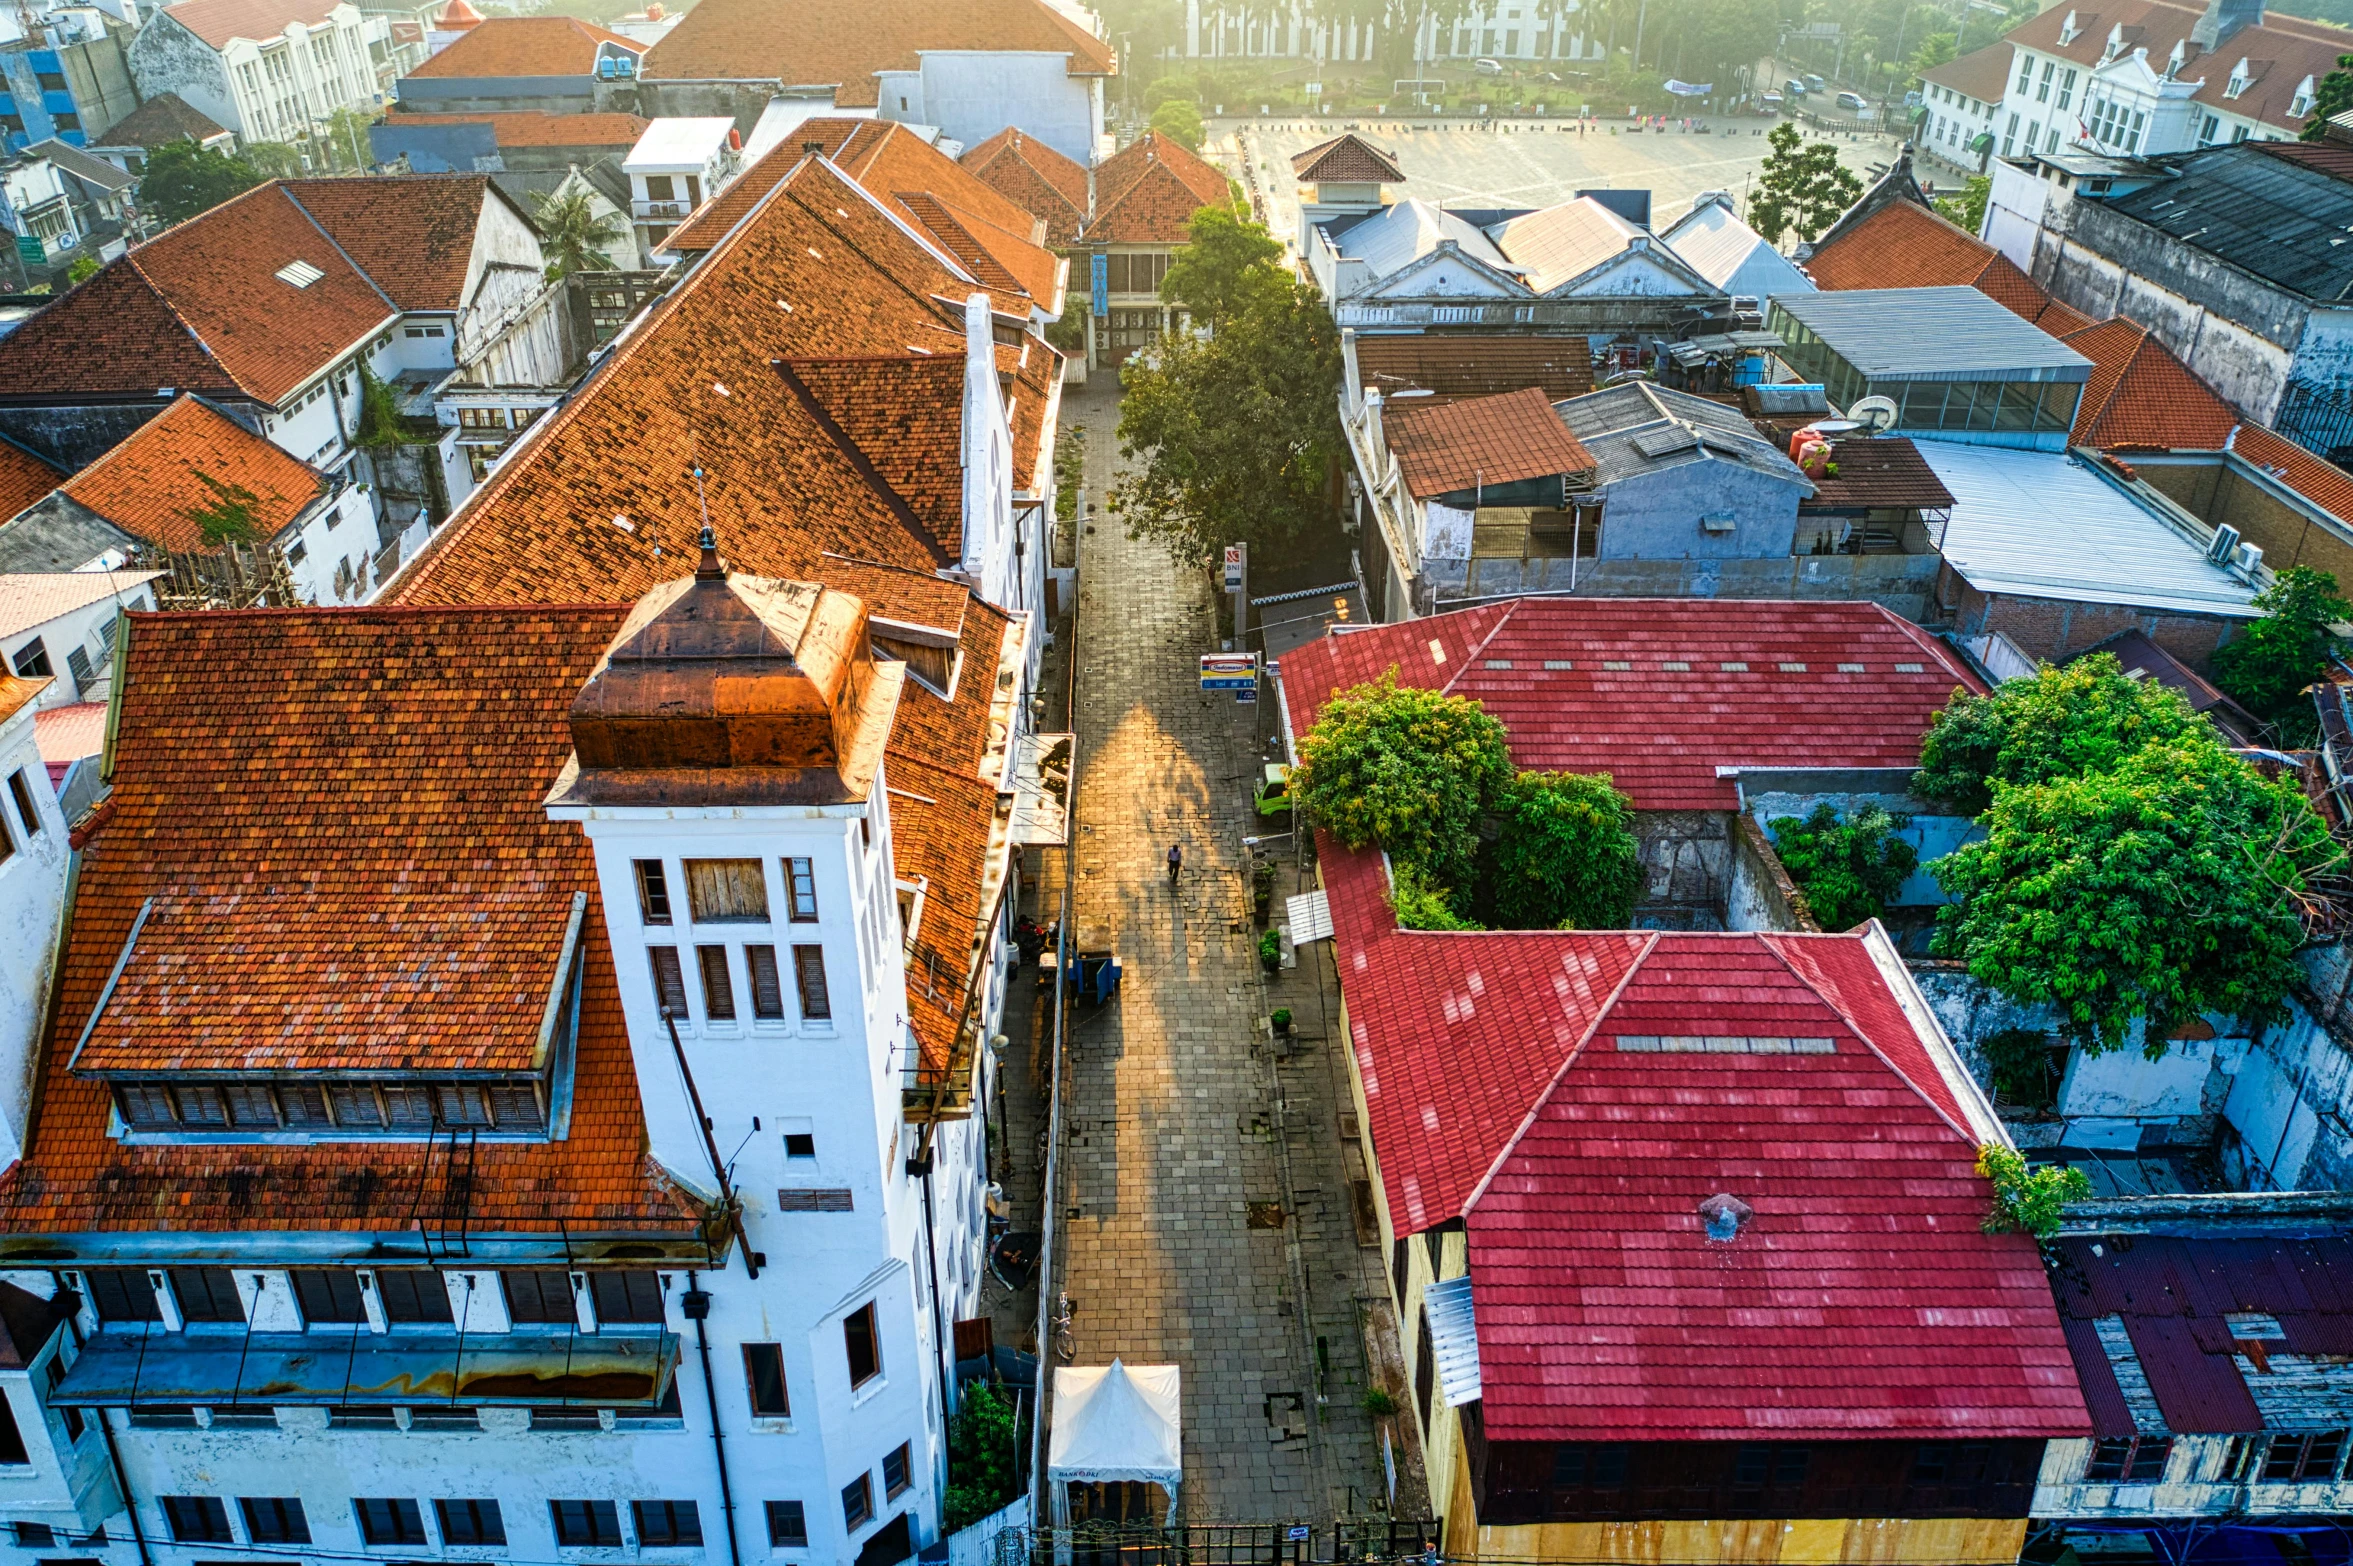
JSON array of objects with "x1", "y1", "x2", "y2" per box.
[
  {"x1": 841, "y1": 1473, "x2": 874, "y2": 1531},
  {"x1": 489, "y1": 1081, "x2": 545, "y2": 1129},
  {"x1": 794, "y1": 945, "x2": 831, "y2": 1021},
  {"x1": 292, "y1": 1269, "x2": 366, "y2": 1325},
  {"x1": 83, "y1": 1267, "x2": 161, "y2": 1323},
  {"x1": 436, "y1": 1499, "x2": 506, "y2": 1546},
  {"x1": 173, "y1": 1084, "x2": 227, "y2": 1127},
  {"x1": 331, "y1": 1081, "x2": 385, "y2": 1127},
  {"x1": 745, "y1": 1342, "x2": 790, "y2": 1416},
  {"x1": 747, "y1": 945, "x2": 785, "y2": 1019},
  {"x1": 376, "y1": 1270, "x2": 452, "y2": 1324},
  {"x1": 435, "y1": 1083, "x2": 492, "y2": 1126},
  {"x1": 635, "y1": 859, "x2": 672, "y2": 924},
  {"x1": 382, "y1": 1083, "x2": 434, "y2": 1129},
  {"x1": 223, "y1": 1083, "x2": 279, "y2": 1128},
  {"x1": 504, "y1": 1269, "x2": 576, "y2": 1324},
  {"x1": 650, "y1": 947, "x2": 689, "y2": 1017},
  {"x1": 632, "y1": 1500, "x2": 702, "y2": 1547},
  {"x1": 699, "y1": 945, "x2": 736, "y2": 1020},
  {"x1": 686, "y1": 858, "x2": 769, "y2": 922},
  {"x1": 590, "y1": 1271, "x2": 664, "y2": 1324},
  {"x1": 356, "y1": 1498, "x2": 427, "y2": 1546},
  {"x1": 169, "y1": 1267, "x2": 241, "y2": 1323},
  {"x1": 117, "y1": 1082, "x2": 176, "y2": 1129},
  {"x1": 65, "y1": 645, "x2": 92, "y2": 691}
]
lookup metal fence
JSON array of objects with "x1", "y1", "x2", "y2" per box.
[{"x1": 985, "y1": 1519, "x2": 1441, "y2": 1566}]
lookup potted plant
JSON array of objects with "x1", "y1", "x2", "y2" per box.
[
  {"x1": 1271, "y1": 1007, "x2": 1292, "y2": 1037},
  {"x1": 1259, "y1": 930, "x2": 1282, "y2": 974},
  {"x1": 1252, "y1": 858, "x2": 1277, "y2": 924}
]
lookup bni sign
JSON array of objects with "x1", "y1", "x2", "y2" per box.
[
  {"x1": 1223, "y1": 545, "x2": 1243, "y2": 590},
  {"x1": 1200, "y1": 651, "x2": 1256, "y2": 692}
]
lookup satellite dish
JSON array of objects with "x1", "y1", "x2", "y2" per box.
[{"x1": 1848, "y1": 395, "x2": 1899, "y2": 433}]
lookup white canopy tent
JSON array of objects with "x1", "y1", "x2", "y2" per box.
[{"x1": 1047, "y1": 1360, "x2": 1183, "y2": 1525}]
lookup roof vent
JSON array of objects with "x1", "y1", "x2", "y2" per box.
[
  {"x1": 1698, "y1": 1193, "x2": 1753, "y2": 1242},
  {"x1": 276, "y1": 259, "x2": 325, "y2": 288}
]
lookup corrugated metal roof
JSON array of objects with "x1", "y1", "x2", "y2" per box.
[
  {"x1": 2107, "y1": 144, "x2": 2353, "y2": 305},
  {"x1": 1423, "y1": 1274, "x2": 1483, "y2": 1408},
  {"x1": 1334, "y1": 197, "x2": 1514, "y2": 282},
  {"x1": 1771, "y1": 286, "x2": 2093, "y2": 382},
  {"x1": 1558, "y1": 382, "x2": 1810, "y2": 491},
  {"x1": 1488, "y1": 197, "x2": 1651, "y2": 294},
  {"x1": 1919, "y1": 443, "x2": 2260, "y2": 618},
  {"x1": 1658, "y1": 198, "x2": 1817, "y2": 300}
]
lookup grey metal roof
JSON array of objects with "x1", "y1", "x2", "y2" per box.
[
  {"x1": 1918, "y1": 443, "x2": 2261, "y2": 618},
  {"x1": 1769, "y1": 287, "x2": 2092, "y2": 383},
  {"x1": 1557, "y1": 381, "x2": 1812, "y2": 492},
  {"x1": 0, "y1": 494, "x2": 139, "y2": 574},
  {"x1": 1422, "y1": 1275, "x2": 1482, "y2": 1408},
  {"x1": 1659, "y1": 196, "x2": 1817, "y2": 300},
  {"x1": 2104, "y1": 143, "x2": 2353, "y2": 305},
  {"x1": 23, "y1": 139, "x2": 133, "y2": 193},
  {"x1": 1332, "y1": 197, "x2": 1514, "y2": 283}
]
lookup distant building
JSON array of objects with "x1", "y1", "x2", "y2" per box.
[
  {"x1": 129, "y1": 0, "x2": 381, "y2": 145},
  {"x1": 370, "y1": 107, "x2": 647, "y2": 171},
  {"x1": 1917, "y1": 38, "x2": 2012, "y2": 174},
  {"x1": 0, "y1": 10, "x2": 140, "y2": 153},
  {"x1": 393, "y1": 15, "x2": 643, "y2": 116},
  {"x1": 1181, "y1": 0, "x2": 1601, "y2": 67},
  {"x1": 0, "y1": 665, "x2": 68, "y2": 1173},
  {"x1": 78, "y1": 87, "x2": 230, "y2": 173},
  {"x1": 621, "y1": 114, "x2": 736, "y2": 261},
  {"x1": 0, "y1": 568, "x2": 155, "y2": 706}
]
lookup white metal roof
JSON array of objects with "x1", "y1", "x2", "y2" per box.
[
  {"x1": 1334, "y1": 198, "x2": 1514, "y2": 281},
  {"x1": 1919, "y1": 444, "x2": 2262, "y2": 618},
  {"x1": 1658, "y1": 197, "x2": 1816, "y2": 300},
  {"x1": 623, "y1": 116, "x2": 735, "y2": 171},
  {"x1": 1423, "y1": 1274, "x2": 1483, "y2": 1408},
  {"x1": 0, "y1": 570, "x2": 161, "y2": 641}
]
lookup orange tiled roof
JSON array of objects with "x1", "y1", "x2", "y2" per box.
[
  {"x1": 642, "y1": 0, "x2": 1113, "y2": 100},
  {"x1": 61, "y1": 397, "x2": 325, "y2": 553},
  {"x1": 0, "y1": 440, "x2": 61, "y2": 521},
  {"x1": 0, "y1": 606, "x2": 703, "y2": 1237},
  {"x1": 1290, "y1": 131, "x2": 1403, "y2": 185},
  {"x1": 158, "y1": 0, "x2": 337, "y2": 48},
  {"x1": 1384, "y1": 385, "x2": 1596, "y2": 497},
  {"x1": 1085, "y1": 131, "x2": 1230, "y2": 247},
  {"x1": 284, "y1": 176, "x2": 495, "y2": 313},
  {"x1": 1805, "y1": 198, "x2": 2105, "y2": 337},
  {"x1": 384, "y1": 111, "x2": 651, "y2": 148},
  {"x1": 782, "y1": 356, "x2": 968, "y2": 551},
  {"x1": 2062, "y1": 316, "x2": 2239, "y2": 450},
  {"x1": 86, "y1": 92, "x2": 230, "y2": 150},
  {"x1": 2234, "y1": 423, "x2": 2353, "y2": 526},
  {"x1": 403, "y1": 15, "x2": 642, "y2": 78},
  {"x1": 1355, "y1": 335, "x2": 1595, "y2": 405},
  {"x1": 961, "y1": 127, "x2": 1087, "y2": 247}
]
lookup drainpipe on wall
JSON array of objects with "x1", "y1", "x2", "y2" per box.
[{"x1": 680, "y1": 1276, "x2": 741, "y2": 1566}]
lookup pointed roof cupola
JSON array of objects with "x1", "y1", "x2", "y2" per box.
[{"x1": 435, "y1": 0, "x2": 485, "y2": 29}]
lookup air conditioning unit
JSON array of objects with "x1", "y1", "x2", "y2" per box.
[
  {"x1": 2207, "y1": 524, "x2": 2241, "y2": 563},
  {"x1": 2236, "y1": 541, "x2": 2265, "y2": 577}
]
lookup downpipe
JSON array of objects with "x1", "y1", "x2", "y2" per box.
[{"x1": 682, "y1": 1275, "x2": 741, "y2": 1566}]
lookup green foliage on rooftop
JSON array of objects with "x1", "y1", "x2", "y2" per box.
[
  {"x1": 1767, "y1": 803, "x2": 1917, "y2": 931},
  {"x1": 2211, "y1": 564, "x2": 2350, "y2": 748}
]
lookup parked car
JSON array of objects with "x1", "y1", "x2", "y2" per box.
[
  {"x1": 1836, "y1": 89, "x2": 1868, "y2": 110},
  {"x1": 1472, "y1": 56, "x2": 1504, "y2": 75},
  {"x1": 1804, "y1": 73, "x2": 1825, "y2": 91},
  {"x1": 1784, "y1": 77, "x2": 1807, "y2": 96},
  {"x1": 1761, "y1": 91, "x2": 1785, "y2": 111}
]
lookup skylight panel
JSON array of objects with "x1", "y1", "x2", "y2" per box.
[{"x1": 276, "y1": 259, "x2": 325, "y2": 288}]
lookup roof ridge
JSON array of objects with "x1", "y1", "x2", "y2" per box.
[
  {"x1": 781, "y1": 167, "x2": 981, "y2": 321},
  {"x1": 1759, "y1": 930, "x2": 1976, "y2": 1145},
  {"x1": 1458, "y1": 931, "x2": 1659, "y2": 1221},
  {"x1": 1437, "y1": 604, "x2": 1517, "y2": 697},
  {"x1": 277, "y1": 183, "x2": 402, "y2": 316},
  {"x1": 109, "y1": 256, "x2": 239, "y2": 397},
  {"x1": 770, "y1": 356, "x2": 955, "y2": 569}
]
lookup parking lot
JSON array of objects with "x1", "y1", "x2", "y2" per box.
[{"x1": 1215, "y1": 115, "x2": 1903, "y2": 247}]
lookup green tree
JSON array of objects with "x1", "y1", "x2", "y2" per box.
[
  {"x1": 1933, "y1": 173, "x2": 1992, "y2": 233},
  {"x1": 530, "y1": 186, "x2": 627, "y2": 278},
  {"x1": 1767, "y1": 804, "x2": 1919, "y2": 929},
  {"x1": 139, "y1": 137, "x2": 262, "y2": 226},
  {"x1": 1158, "y1": 204, "x2": 1281, "y2": 324},
  {"x1": 942, "y1": 1383, "x2": 1021, "y2": 1533},
  {"x1": 321, "y1": 105, "x2": 381, "y2": 171},
  {"x1": 1478, "y1": 771, "x2": 1642, "y2": 930},
  {"x1": 1747, "y1": 121, "x2": 1865, "y2": 247},
  {"x1": 241, "y1": 141, "x2": 306, "y2": 179},
  {"x1": 64, "y1": 253, "x2": 98, "y2": 285},
  {"x1": 1113, "y1": 260, "x2": 1343, "y2": 566},
  {"x1": 1292, "y1": 670, "x2": 1514, "y2": 895},
  {"x1": 1976, "y1": 1145, "x2": 2092, "y2": 1238},
  {"x1": 1913, "y1": 654, "x2": 2208, "y2": 815},
  {"x1": 1148, "y1": 97, "x2": 1205, "y2": 149},
  {"x1": 2211, "y1": 564, "x2": 2350, "y2": 746},
  {"x1": 2304, "y1": 53, "x2": 2353, "y2": 138},
  {"x1": 180, "y1": 469, "x2": 266, "y2": 548},
  {"x1": 1906, "y1": 30, "x2": 1957, "y2": 81},
  {"x1": 1930, "y1": 738, "x2": 2342, "y2": 1053}
]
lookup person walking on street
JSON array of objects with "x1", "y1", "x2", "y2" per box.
[{"x1": 1166, "y1": 843, "x2": 1183, "y2": 886}]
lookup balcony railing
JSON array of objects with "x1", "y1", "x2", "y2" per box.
[{"x1": 633, "y1": 199, "x2": 685, "y2": 221}]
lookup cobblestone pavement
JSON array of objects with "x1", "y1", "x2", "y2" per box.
[{"x1": 1048, "y1": 378, "x2": 1395, "y2": 1523}]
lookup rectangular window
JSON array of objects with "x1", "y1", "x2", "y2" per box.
[
  {"x1": 161, "y1": 1497, "x2": 232, "y2": 1543},
  {"x1": 7, "y1": 769, "x2": 38, "y2": 838},
  {"x1": 632, "y1": 1501, "x2": 702, "y2": 1548},
  {"x1": 488, "y1": 1082, "x2": 546, "y2": 1130},
  {"x1": 764, "y1": 1500, "x2": 807, "y2": 1548},
  {"x1": 291, "y1": 1269, "x2": 366, "y2": 1325},
  {"x1": 2017, "y1": 54, "x2": 2034, "y2": 92},
  {"x1": 239, "y1": 1498, "x2": 310, "y2": 1545},
  {"x1": 356, "y1": 1498, "x2": 427, "y2": 1546},
  {"x1": 83, "y1": 1267, "x2": 160, "y2": 1323},
  {"x1": 793, "y1": 945, "x2": 831, "y2": 1021},
  {"x1": 2057, "y1": 67, "x2": 2076, "y2": 109},
  {"x1": 503, "y1": 1269, "x2": 575, "y2": 1325},
  {"x1": 2038, "y1": 60, "x2": 2054, "y2": 100},
  {"x1": 2264, "y1": 1430, "x2": 2345, "y2": 1481},
  {"x1": 649, "y1": 947, "x2": 689, "y2": 1018},
  {"x1": 883, "y1": 1441, "x2": 912, "y2": 1499},
  {"x1": 169, "y1": 1267, "x2": 241, "y2": 1323},
  {"x1": 746, "y1": 945, "x2": 785, "y2": 1019},
  {"x1": 744, "y1": 1343, "x2": 790, "y2": 1417},
  {"x1": 686, "y1": 858, "x2": 769, "y2": 923},
  {"x1": 0, "y1": 1396, "x2": 24, "y2": 1464},
  {"x1": 11, "y1": 637, "x2": 51, "y2": 678},
  {"x1": 435, "y1": 1499, "x2": 506, "y2": 1547},
  {"x1": 784, "y1": 1132, "x2": 815, "y2": 1158},
  {"x1": 223, "y1": 1082, "x2": 279, "y2": 1128},
  {"x1": 786, "y1": 857, "x2": 818, "y2": 920},
  {"x1": 382, "y1": 1083, "x2": 434, "y2": 1129},
  {"x1": 551, "y1": 1500, "x2": 623, "y2": 1547},
  {"x1": 376, "y1": 1270, "x2": 452, "y2": 1323},
  {"x1": 841, "y1": 1473, "x2": 874, "y2": 1532},
  {"x1": 698, "y1": 945, "x2": 736, "y2": 1021},
  {"x1": 2086, "y1": 1436, "x2": 2172, "y2": 1481},
  {"x1": 117, "y1": 1083, "x2": 174, "y2": 1128},
  {"x1": 11, "y1": 1523, "x2": 50, "y2": 1547},
  {"x1": 845, "y1": 1301, "x2": 881, "y2": 1387},
  {"x1": 643, "y1": 173, "x2": 674, "y2": 201},
  {"x1": 634, "y1": 859, "x2": 672, "y2": 924},
  {"x1": 435, "y1": 1083, "x2": 492, "y2": 1127},
  {"x1": 589, "y1": 1271, "x2": 664, "y2": 1324}
]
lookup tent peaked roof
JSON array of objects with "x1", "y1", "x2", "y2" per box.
[{"x1": 1049, "y1": 1359, "x2": 1181, "y2": 1484}]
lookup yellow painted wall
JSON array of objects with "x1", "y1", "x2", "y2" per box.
[{"x1": 1461, "y1": 1514, "x2": 2027, "y2": 1564}]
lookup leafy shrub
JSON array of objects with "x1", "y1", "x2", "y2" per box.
[
  {"x1": 1914, "y1": 654, "x2": 2205, "y2": 815},
  {"x1": 1983, "y1": 1028, "x2": 2064, "y2": 1111},
  {"x1": 942, "y1": 1382, "x2": 1021, "y2": 1534},
  {"x1": 2211, "y1": 565, "x2": 2349, "y2": 747},
  {"x1": 1478, "y1": 770, "x2": 1641, "y2": 930},
  {"x1": 1388, "y1": 862, "x2": 1477, "y2": 930},
  {"x1": 1976, "y1": 1145, "x2": 2092, "y2": 1238},
  {"x1": 1294, "y1": 670, "x2": 1513, "y2": 896},
  {"x1": 1767, "y1": 804, "x2": 1918, "y2": 930}
]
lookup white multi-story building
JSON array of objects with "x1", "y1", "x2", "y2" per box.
[
  {"x1": 622, "y1": 116, "x2": 739, "y2": 263},
  {"x1": 129, "y1": 0, "x2": 379, "y2": 146},
  {"x1": 1183, "y1": 0, "x2": 1598, "y2": 65},
  {"x1": 0, "y1": 663, "x2": 69, "y2": 1175}
]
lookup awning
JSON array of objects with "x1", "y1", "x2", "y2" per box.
[
  {"x1": 1008, "y1": 732, "x2": 1073, "y2": 847},
  {"x1": 1423, "y1": 1275, "x2": 1483, "y2": 1408},
  {"x1": 1286, "y1": 890, "x2": 1332, "y2": 944},
  {"x1": 51, "y1": 1329, "x2": 678, "y2": 1407}
]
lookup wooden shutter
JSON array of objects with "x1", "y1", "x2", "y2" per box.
[{"x1": 685, "y1": 858, "x2": 769, "y2": 923}]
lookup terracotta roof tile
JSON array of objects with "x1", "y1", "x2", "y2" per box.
[
  {"x1": 0, "y1": 674, "x2": 46, "y2": 730},
  {"x1": 1806, "y1": 199, "x2": 2020, "y2": 297},
  {"x1": 86, "y1": 92, "x2": 229, "y2": 150},
  {"x1": 0, "y1": 440, "x2": 62, "y2": 521},
  {"x1": 384, "y1": 111, "x2": 651, "y2": 149},
  {"x1": 2233, "y1": 422, "x2": 2353, "y2": 525},
  {"x1": 284, "y1": 176, "x2": 494, "y2": 313},
  {"x1": 1355, "y1": 335, "x2": 1594, "y2": 405},
  {"x1": 2062, "y1": 315, "x2": 2239, "y2": 449},
  {"x1": 642, "y1": 0, "x2": 1114, "y2": 100},
  {"x1": 1290, "y1": 131, "x2": 1403, "y2": 184},
  {"x1": 1384, "y1": 385, "x2": 1594, "y2": 497},
  {"x1": 1084, "y1": 131, "x2": 1230, "y2": 246},
  {"x1": 1999, "y1": 0, "x2": 2353, "y2": 134},
  {"x1": 960, "y1": 128, "x2": 1087, "y2": 247},
  {"x1": 61, "y1": 396, "x2": 325, "y2": 552},
  {"x1": 157, "y1": 0, "x2": 338, "y2": 48},
  {"x1": 780, "y1": 355, "x2": 968, "y2": 552},
  {"x1": 0, "y1": 606, "x2": 702, "y2": 1237},
  {"x1": 1918, "y1": 38, "x2": 2015, "y2": 105},
  {"x1": 1799, "y1": 435, "x2": 1956, "y2": 510},
  {"x1": 403, "y1": 16, "x2": 642, "y2": 79}
]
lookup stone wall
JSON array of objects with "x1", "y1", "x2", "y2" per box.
[{"x1": 1633, "y1": 810, "x2": 1730, "y2": 929}]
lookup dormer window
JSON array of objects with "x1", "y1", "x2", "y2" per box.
[
  {"x1": 2227, "y1": 57, "x2": 2251, "y2": 96},
  {"x1": 2103, "y1": 22, "x2": 2124, "y2": 59},
  {"x1": 2293, "y1": 74, "x2": 2317, "y2": 117},
  {"x1": 2166, "y1": 39, "x2": 2185, "y2": 75},
  {"x1": 2059, "y1": 9, "x2": 2079, "y2": 43}
]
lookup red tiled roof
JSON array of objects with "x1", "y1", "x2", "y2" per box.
[
  {"x1": 0, "y1": 606, "x2": 703, "y2": 1237},
  {"x1": 61, "y1": 396, "x2": 324, "y2": 553},
  {"x1": 1085, "y1": 131, "x2": 1230, "y2": 246},
  {"x1": 284, "y1": 176, "x2": 495, "y2": 313},
  {"x1": 2062, "y1": 315, "x2": 2239, "y2": 449},
  {"x1": 1276, "y1": 598, "x2": 1982, "y2": 814},
  {"x1": 1290, "y1": 131, "x2": 1403, "y2": 184},
  {"x1": 960, "y1": 127, "x2": 1087, "y2": 247},
  {"x1": 1801, "y1": 435, "x2": 1956, "y2": 510},
  {"x1": 1383, "y1": 385, "x2": 1595, "y2": 497},
  {"x1": 2233, "y1": 422, "x2": 2353, "y2": 525},
  {"x1": 403, "y1": 16, "x2": 642, "y2": 78},
  {"x1": 2000, "y1": 0, "x2": 2353, "y2": 135},
  {"x1": 779, "y1": 355, "x2": 968, "y2": 552},
  {"x1": 1356, "y1": 335, "x2": 1594, "y2": 405},
  {"x1": 1919, "y1": 38, "x2": 2015, "y2": 106},
  {"x1": 158, "y1": 0, "x2": 338, "y2": 48},
  {"x1": 385, "y1": 111, "x2": 651, "y2": 149},
  {"x1": 641, "y1": 0, "x2": 1114, "y2": 100},
  {"x1": 86, "y1": 92, "x2": 230, "y2": 151},
  {"x1": 0, "y1": 440, "x2": 61, "y2": 521}
]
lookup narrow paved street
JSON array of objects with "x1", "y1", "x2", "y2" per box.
[{"x1": 1048, "y1": 378, "x2": 1393, "y2": 1524}]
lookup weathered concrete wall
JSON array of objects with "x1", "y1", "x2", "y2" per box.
[
  {"x1": 2140, "y1": 454, "x2": 2353, "y2": 584},
  {"x1": 63, "y1": 29, "x2": 141, "y2": 144},
  {"x1": 627, "y1": 78, "x2": 775, "y2": 131},
  {"x1": 1594, "y1": 460, "x2": 1804, "y2": 561},
  {"x1": 1427, "y1": 552, "x2": 1940, "y2": 620},
  {"x1": 126, "y1": 13, "x2": 237, "y2": 140},
  {"x1": 1633, "y1": 809, "x2": 1730, "y2": 928},
  {"x1": 1941, "y1": 568, "x2": 2244, "y2": 668},
  {"x1": 395, "y1": 76, "x2": 596, "y2": 113},
  {"x1": 1725, "y1": 812, "x2": 1814, "y2": 933}
]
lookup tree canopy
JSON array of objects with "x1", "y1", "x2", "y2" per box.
[
  {"x1": 140, "y1": 137, "x2": 261, "y2": 226},
  {"x1": 1748, "y1": 122, "x2": 1865, "y2": 247},
  {"x1": 1148, "y1": 98, "x2": 1205, "y2": 149},
  {"x1": 1768, "y1": 804, "x2": 1918, "y2": 929},
  {"x1": 1477, "y1": 770, "x2": 1642, "y2": 930},
  {"x1": 1933, "y1": 174, "x2": 1992, "y2": 235},
  {"x1": 1913, "y1": 654, "x2": 2207, "y2": 815},
  {"x1": 2305, "y1": 53, "x2": 2353, "y2": 138},
  {"x1": 531, "y1": 187, "x2": 627, "y2": 279},
  {"x1": 2210, "y1": 564, "x2": 2349, "y2": 746},
  {"x1": 1158, "y1": 204, "x2": 1281, "y2": 325}
]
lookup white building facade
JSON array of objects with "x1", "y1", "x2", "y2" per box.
[
  {"x1": 1182, "y1": 0, "x2": 1598, "y2": 63},
  {"x1": 128, "y1": 0, "x2": 380, "y2": 146}
]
